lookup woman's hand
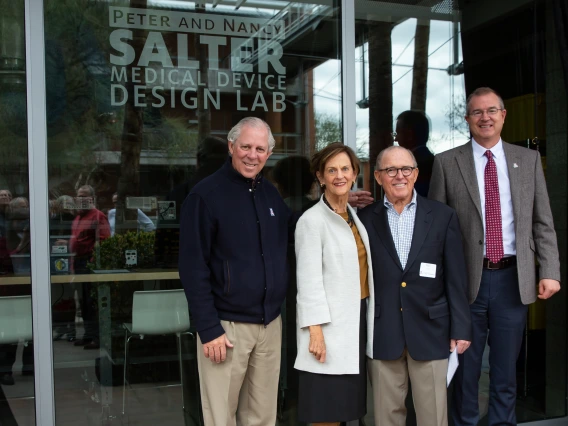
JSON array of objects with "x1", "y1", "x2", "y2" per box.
[{"x1": 308, "y1": 325, "x2": 326, "y2": 363}]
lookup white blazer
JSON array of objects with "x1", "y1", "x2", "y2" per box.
[{"x1": 294, "y1": 197, "x2": 375, "y2": 375}]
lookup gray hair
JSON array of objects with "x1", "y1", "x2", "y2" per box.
[
  {"x1": 466, "y1": 87, "x2": 505, "y2": 115},
  {"x1": 56, "y1": 195, "x2": 75, "y2": 211},
  {"x1": 77, "y1": 185, "x2": 95, "y2": 197},
  {"x1": 0, "y1": 189, "x2": 12, "y2": 200},
  {"x1": 375, "y1": 146, "x2": 418, "y2": 169},
  {"x1": 227, "y1": 117, "x2": 276, "y2": 152},
  {"x1": 8, "y1": 197, "x2": 30, "y2": 218}
]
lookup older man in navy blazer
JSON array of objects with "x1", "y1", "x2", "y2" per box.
[
  {"x1": 359, "y1": 146, "x2": 471, "y2": 426},
  {"x1": 429, "y1": 87, "x2": 561, "y2": 426}
]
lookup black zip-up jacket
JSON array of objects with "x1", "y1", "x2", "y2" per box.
[{"x1": 179, "y1": 158, "x2": 291, "y2": 343}]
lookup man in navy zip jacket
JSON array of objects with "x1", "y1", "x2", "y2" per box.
[{"x1": 179, "y1": 117, "x2": 290, "y2": 426}]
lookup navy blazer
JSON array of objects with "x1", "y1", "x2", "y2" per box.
[{"x1": 358, "y1": 195, "x2": 472, "y2": 361}]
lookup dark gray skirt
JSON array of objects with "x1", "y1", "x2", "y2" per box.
[{"x1": 297, "y1": 299, "x2": 367, "y2": 423}]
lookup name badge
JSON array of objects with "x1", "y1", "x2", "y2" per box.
[{"x1": 419, "y1": 262, "x2": 436, "y2": 278}]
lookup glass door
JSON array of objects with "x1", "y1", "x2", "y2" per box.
[
  {"x1": 0, "y1": 0, "x2": 36, "y2": 424},
  {"x1": 43, "y1": 0, "x2": 342, "y2": 423}
]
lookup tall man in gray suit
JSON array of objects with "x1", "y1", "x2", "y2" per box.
[{"x1": 429, "y1": 87, "x2": 561, "y2": 426}]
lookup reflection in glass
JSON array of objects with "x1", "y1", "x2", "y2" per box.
[
  {"x1": 353, "y1": 1, "x2": 466, "y2": 424},
  {"x1": 354, "y1": 4, "x2": 466, "y2": 196},
  {"x1": 45, "y1": 0, "x2": 341, "y2": 423},
  {"x1": 0, "y1": 0, "x2": 35, "y2": 423},
  {"x1": 354, "y1": 1, "x2": 568, "y2": 424}
]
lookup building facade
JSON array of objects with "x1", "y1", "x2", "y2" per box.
[{"x1": 0, "y1": 0, "x2": 566, "y2": 424}]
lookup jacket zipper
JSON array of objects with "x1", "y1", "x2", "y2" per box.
[{"x1": 225, "y1": 260, "x2": 231, "y2": 294}]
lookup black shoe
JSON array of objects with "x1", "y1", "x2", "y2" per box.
[
  {"x1": 67, "y1": 335, "x2": 77, "y2": 342},
  {"x1": 74, "y1": 338, "x2": 93, "y2": 347},
  {"x1": 0, "y1": 374, "x2": 15, "y2": 386}
]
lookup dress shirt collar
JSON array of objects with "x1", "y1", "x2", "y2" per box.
[
  {"x1": 472, "y1": 138, "x2": 504, "y2": 159},
  {"x1": 383, "y1": 189, "x2": 417, "y2": 211}
]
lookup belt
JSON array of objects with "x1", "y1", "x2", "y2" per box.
[{"x1": 483, "y1": 256, "x2": 517, "y2": 270}]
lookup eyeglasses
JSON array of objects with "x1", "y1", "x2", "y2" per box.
[
  {"x1": 468, "y1": 108, "x2": 503, "y2": 118},
  {"x1": 378, "y1": 166, "x2": 416, "y2": 177}
]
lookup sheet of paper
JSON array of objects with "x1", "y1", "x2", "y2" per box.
[
  {"x1": 447, "y1": 349, "x2": 459, "y2": 387},
  {"x1": 419, "y1": 262, "x2": 436, "y2": 278}
]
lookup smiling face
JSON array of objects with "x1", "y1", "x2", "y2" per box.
[
  {"x1": 0, "y1": 190, "x2": 12, "y2": 206},
  {"x1": 465, "y1": 93, "x2": 507, "y2": 148},
  {"x1": 228, "y1": 124, "x2": 272, "y2": 179},
  {"x1": 317, "y1": 152, "x2": 356, "y2": 199},
  {"x1": 75, "y1": 187, "x2": 94, "y2": 214},
  {"x1": 375, "y1": 147, "x2": 418, "y2": 207}
]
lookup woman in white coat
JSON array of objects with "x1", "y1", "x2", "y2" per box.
[{"x1": 295, "y1": 143, "x2": 375, "y2": 425}]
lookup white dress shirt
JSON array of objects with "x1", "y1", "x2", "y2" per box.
[{"x1": 472, "y1": 139, "x2": 516, "y2": 256}]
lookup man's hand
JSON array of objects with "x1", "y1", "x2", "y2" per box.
[
  {"x1": 203, "y1": 334, "x2": 234, "y2": 363},
  {"x1": 538, "y1": 279, "x2": 561, "y2": 300},
  {"x1": 308, "y1": 325, "x2": 326, "y2": 363},
  {"x1": 348, "y1": 190, "x2": 374, "y2": 209},
  {"x1": 450, "y1": 339, "x2": 471, "y2": 354}
]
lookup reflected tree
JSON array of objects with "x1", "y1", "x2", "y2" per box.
[
  {"x1": 315, "y1": 112, "x2": 367, "y2": 157},
  {"x1": 368, "y1": 21, "x2": 394, "y2": 193},
  {"x1": 43, "y1": 0, "x2": 119, "y2": 197},
  {"x1": 411, "y1": 20, "x2": 430, "y2": 111},
  {"x1": 445, "y1": 97, "x2": 469, "y2": 138},
  {"x1": 41, "y1": 0, "x2": 199, "y2": 231},
  {"x1": 0, "y1": 0, "x2": 28, "y2": 192},
  {"x1": 195, "y1": 4, "x2": 212, "y2": 142},
  {"x1": 314, "y1": 112, "x2": 342, "y2": 151},
  {"x1": 428, "y1": 96, "x2": 469, "y2": 153},
  {"x1": 114, "y1": 0, "x2": 147, "y2": 233}
]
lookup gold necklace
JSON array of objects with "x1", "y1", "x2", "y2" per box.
[{"x1": 323, "y1": 194, "x2": 354, "y2": 227}]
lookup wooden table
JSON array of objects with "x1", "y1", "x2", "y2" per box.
[{"x1": 0, "y1": 270, "x2": 180, "y2": 285}]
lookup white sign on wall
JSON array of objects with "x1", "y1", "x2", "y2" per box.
[{"x1": 108, "y1": 7, "x2": 287, "y2": 112}]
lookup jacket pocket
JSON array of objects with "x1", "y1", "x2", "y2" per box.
[
  {"x1": 223, "y1": 260, "x2": 231, "y2": 295},
  {"x1": 421, "y1": 239, "x2": 443, "y2": 248},
  {"x1": 529, "y1": 237, "x2": 535, "y2": 252},
  {"x1": 428, "y1": 302, "x2": 449, "y2": 319}
]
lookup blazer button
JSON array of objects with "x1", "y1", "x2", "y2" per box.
[
  {"x1": 400, "y1": 308, "x2": 403, "y2": 312},
  {"x1": 401, "y1": 282, "x2": 406, "y2": 288},
  {"x1": 479, "y1": 240, "x2": 483, "y2": 245}
]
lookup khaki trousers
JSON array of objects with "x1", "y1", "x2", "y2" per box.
[
  {"x1": 197, "y1": 316, "x2": 282, "y2": 426},
  {"x1": 369, "y1": 348, "x2": 448, "y2": 426}
]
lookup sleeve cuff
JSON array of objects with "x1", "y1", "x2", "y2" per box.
[
  {"x1": 198, "y1": 323, "x2": 225, "y2": 344},
  {"x1": 538, "y1": 271, "x2": 561, "y2": 283},
  {"x1": 297, "y1": 305, "x2": 331, "y2": 329}
]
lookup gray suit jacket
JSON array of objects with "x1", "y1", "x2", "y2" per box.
[{"x1": 429, "y1": 141, "x2": 560, "y2": 305}]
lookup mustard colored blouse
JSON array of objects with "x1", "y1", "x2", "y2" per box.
[{"x1": 339, "y1": 212, "x2": 369, "y2": 299}]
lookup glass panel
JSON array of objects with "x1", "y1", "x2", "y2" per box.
[
  {"x1": 44, "y1": 0, "x2": 341, "y2": 423},
  {"x1": 354, "y1": 2, "x2": 465, "y2": 198},
  {"x1": 459, "y1": 1, "x2": 567, "y2": 421},
  {"x1": 354, "y1": 0, "x2": 567, "y2": 424},
  {"x1": 0, "y1": 0, "x2": 36, "y2": 423}
]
